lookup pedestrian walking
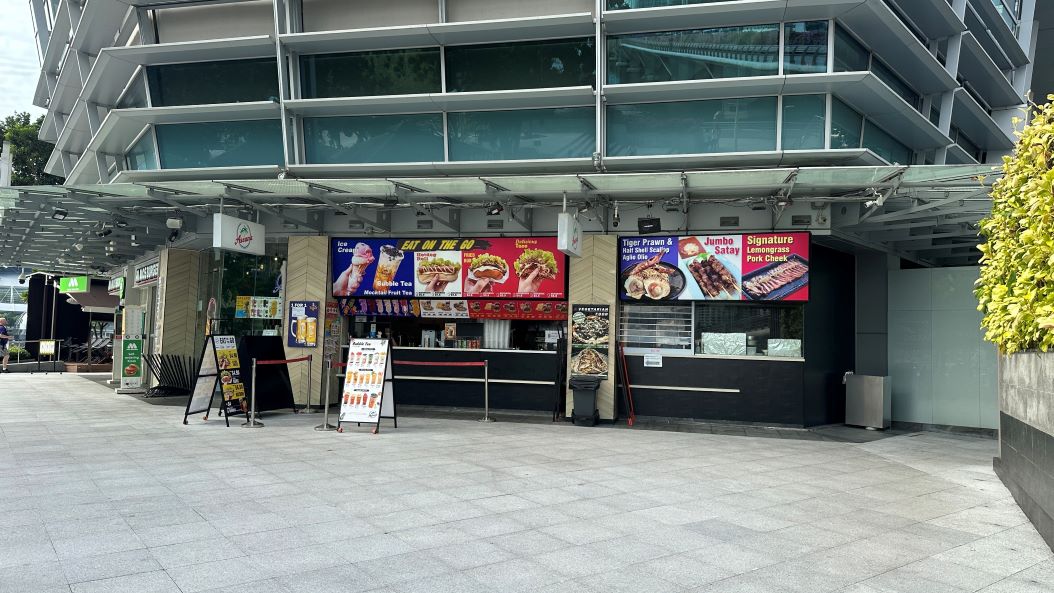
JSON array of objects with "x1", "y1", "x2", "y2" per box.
[{"x1": 0, "y1": 318, "x2": 9, "y2": 373}]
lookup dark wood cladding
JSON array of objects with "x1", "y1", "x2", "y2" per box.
[
  {"x1": 391, "y1": 348, "x2": 561, "y2": 411},
  {"x1": 995, "y1": 413, "x2": 1054, "y2": 552},
  {"x1": 623, "y1": 354, "x2": 805, "y2": 426}
]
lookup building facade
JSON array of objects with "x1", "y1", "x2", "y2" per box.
[{"x1": 29, "y1": 0, "x2": 1037, "y2": 185}]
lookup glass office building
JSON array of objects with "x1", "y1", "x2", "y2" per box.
[{"x1": 28, "y1": 0, "x2": 1035, "y2": 184}]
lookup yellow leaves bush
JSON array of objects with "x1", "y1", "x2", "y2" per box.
[{"x1": 976, "y1": 99, "x2": 1054, "y2": 353}]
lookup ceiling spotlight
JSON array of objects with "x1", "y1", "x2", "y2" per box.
[
  {"x1": 166, "y1": 214, "x2": 183, "y2": 230},
  {"x1": 51, "y1": 208, "x2": 68, "y2": 220},
  {"x1": 97, "y1": 228, "x2": 112, "y2": 238},
  {"x1": 486, "y1": 202, "x2": 504, "y2": 216}
]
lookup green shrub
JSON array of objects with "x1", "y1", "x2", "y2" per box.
[
  {"x1": 7, "y1": 344, "x2": 28, "y2": 357},
  {"x1": 976, "y1": 99, "x2": 1054, "y2": 353}
]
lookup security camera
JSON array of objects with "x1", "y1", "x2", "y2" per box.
[
  {"x1": 168, "y1": 229, "x2": 180, "y2": 243},
  {"x1": 166, "y1": 215, "x2": 183, "y2": 230}
]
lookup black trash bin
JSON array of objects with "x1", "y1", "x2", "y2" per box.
[{"x1": 569, "y1": 375, "x2": 602, "y2": 426}]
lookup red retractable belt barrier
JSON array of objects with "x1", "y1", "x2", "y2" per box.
[{"x1": 254, "y1": 355, "x2": 312, "y2": 366}]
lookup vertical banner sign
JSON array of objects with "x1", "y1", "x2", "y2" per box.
[
  {"x1": 213, "y1": 335, "x2": 246, "y2": 416},
  {"x1": 570, "y1": 305, "x2": 610, "y2": 377},
  {"x1": 339, "y1": 339, "x2": 390, "y2": 425},
  {"x1": 119, "y1": 305, "x2": 146, "y2": 391},
  {"x1": 288, "y1": 301, "x2": 320, "y2": 348}
]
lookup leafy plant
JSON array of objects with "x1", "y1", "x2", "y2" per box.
[{"x1": 976, "y1": 98, "x2": 1054, "y2": 353}]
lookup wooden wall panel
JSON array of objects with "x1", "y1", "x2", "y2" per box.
[
  {"x1": 283, "y1": 236, "x2": 329, "y2": 408},
  {"x1": 566, "y1": 235, "x2": 618, "y2": 420},
  {"x1": 156, "y1": 248, "x2": 201, "y2": 359}
]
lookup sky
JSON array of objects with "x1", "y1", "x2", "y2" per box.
[{"x1": 0, "y1": 0, "x2": 45, "y2": 118}]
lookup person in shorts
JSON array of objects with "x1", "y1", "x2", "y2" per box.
[{"x1": 0, "y1": 318, "x2": 9, "y2": 372}]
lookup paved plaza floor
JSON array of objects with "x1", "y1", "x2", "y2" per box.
[{"x1": 1, "y1": 373, "x2": 1052, "y2": 593}]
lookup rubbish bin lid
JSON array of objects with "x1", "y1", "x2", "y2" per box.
[{"x1": 569, "y1": 375, "x2": 602, "y2": 389}]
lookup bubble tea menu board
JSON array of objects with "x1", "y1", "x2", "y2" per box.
[{"x1": 339, "y1": 338, "x2": 390, "y2": 425}]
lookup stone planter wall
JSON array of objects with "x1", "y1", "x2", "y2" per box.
[{"x1": 995, "y1": 351, "x2": 1054, "y2": 552}]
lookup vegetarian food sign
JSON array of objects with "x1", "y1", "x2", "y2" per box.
[
  {"x1": 570, "y1": 305, "x2": 610, "y2": 377},
  {"x1": 331, "y1": 237, "x2": 567, "y2": 300},
  {"x1": 619, "y1": 233, "x2": 809, "y2": 301}
]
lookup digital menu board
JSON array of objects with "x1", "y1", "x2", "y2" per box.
[
  {"x1": 332, "y1": 237, "x2": 566, "y2": 300},
  {"x1": 619, "y1": 232, "x2": 809, "y2": 302}
]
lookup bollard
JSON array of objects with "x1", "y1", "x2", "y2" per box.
[
  {"x1": 479, "y1": 360, "x2": 494, "y2": 423},
  {"x1": 303, "y1": 354, "x2": 318, "y2": 413},
  {"x1": 242, "y1": 358, "x2": 264, "y2": 428},
  {"x1": 315, "y1": 354, "x2": 337, "y2": 431}
]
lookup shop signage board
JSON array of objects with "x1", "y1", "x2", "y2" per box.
[
  {"x1": 336, "y1": 297, "x2": 568, "y2": 321},
  {"x1": 570, "y1": 304, "x2": 610, "y2": 377},
  {"x1": 287, "y1": 300, "x2": 319, "y2": 348},
  {"x1": 184, "y1": 335, "x2": 245, "y2": 426},
  {"x1": 643, "y1": 353, "x2": 663, "y2": 368},
  {"x1": 118, "y1": 305, "x2": 146, "y2": 392},
  {"x1": 213, "y1": 213, "x2": 266, "y2": 256},
  {"x1": 58, "y1": 276, "x2": 90, "y2": 293},
  {"x1": 338, "y1": 338, "x2": 395, "y2": 430},
  {"x1": 557, "y1": 212, "x2": 583, "y2": 257},
  {"x1": 134, "y1": 259, "x2": 160, "y2": 287},
  {"x1": 332, "y1": 237, "x2": 567, "y2": 300},
  {"x1": 107, "y1": 276, "x2": 125, "y2": 298},
  {"x1": 39, "y1": 340, "x2": 56, "y2": 356},
  {"x1": 619, "y1": 233, "x2": 810, "y2": 302}
]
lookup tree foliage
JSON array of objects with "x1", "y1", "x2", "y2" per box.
[
  {"x1": 1, "y1": 112, "x2": 64, "y2": 186},
  {"x1": 976, "y1": 99, "x2": 1054, "y2": 353}
]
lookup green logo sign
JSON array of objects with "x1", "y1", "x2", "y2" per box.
[
  {"x1": 121, "y1": 339, "x2": 144, "y2": 385},
  {"x1": 58, "y1": 276, "x2": 90, "y2": 293}
]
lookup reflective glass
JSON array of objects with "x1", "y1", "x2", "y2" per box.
[
  {"x1": 863, "y1": 120, "x2": 912, "y2": 164},
  {"x1": 833, "y1": 25, "x2": 869, "y2": 72},
  {"x1": 155, "y1": 120, "x2": 283, "y2": 169},
  {"x1": 783, "y1": 21, "x2": 828, "y2": 74},
  {"x1": 781, "y1": 95, "x2": 825, "y2": 150},
  {"x1": 118, "y1": 72, "x2": 148, "y2": 109},
  {"x1": 830, "y1": 98, "x2": 862, "y2": 149},
  {"x1": 447, "y1": 108, "x2": 595, "y2": 161},
  {"x1": 445, "y1": 39, "x2": 595, "y2": 92},
  {"x1": 147, "y1": 59, "x2": 279, "y2": 106},
  {"x1": 606, "y1": 0, "x2": 737, "y2": 7},
  {"x1": 300, "y1": 49, "x2": 441, "y2": 98},
  {"x1": 608, "y1": 25, "x2": 779, "y2": 84},
  {"x1": 302, "y1": 114, "x2": 444, "y2": 164},
  {"x1": 694, "y1": 302, "x2": 804, "y2": 357},
  {"x1": 607, "y1": 97, "x2": 777, "y2": 156},
  {"x1": 124, "y1": 130, "x2": 157, "y2": 171},
  {"x1": 871, "y1": 59, "x2": 919, "y2": 109}
]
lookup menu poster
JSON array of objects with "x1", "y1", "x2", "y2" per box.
[
  {"x1": 570, "y1": 305, "x2": 610, "y2": 377},
  {"x1": 331, "y1": 237, "x2": 567, "y2": 300},
  {"x1": 288, "y1": 300, "x2": 320, "y2": 348},
  {"x1": 185, "y1": 334, "x2": 245, "y2": 424},
  {"x1": 469, "y1": 300, "x2": 568, "y2": 320},
  {"x1": 618, "y1": 232, "x2": 809, "y2": 302},
  {"x1": 235, "y1": 296, "x2": 251, "y2": 318},
  {"x1": 419, "y1": 300, "x2": 470, "y2": 318},
  {"x1": 339, "y1": 339, "x2": 390, "y2": 425}
]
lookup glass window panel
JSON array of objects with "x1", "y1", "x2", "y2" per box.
[
  {"x1": 607, "y1": 97, "x2": 777, "y2": 156},
  {"x1": 302, "y1": 114, "x2": 443, "y2": 164},
  {"x1": 117, "y1": 72, "x2": 148, "y2": 109},
  {"x1": 863, "y1": 120, "x2": 912, "y2": 164},
  {"x1": 147, "y1": 59, "x2": 279, "y2": 106},
  {"x1": 783, "y1": 21, "x2": 828, "y2": 75},
  {"x1": 694, "y1": 302, "x2": 804, "y2": 357},
  {"x1": 447, "y1": 108, "x2": 595, "y2": 161},
  {"x1": 299, "y1": 48, "x2": 441, "y2": 98},
  {"x1": 607, "y1": 25, "x2": 779, "y2": 85},
  {"x1": 871, "y1": 58, "x2": 919, "y2": 109},
  {"x1": 445, "y1": 38, "x2": 595, "y2": 93},
  {"x1": 833, "y1": 25, "x2": 869, "y2": 72},
  {"x1": 619, "y1": 304, "x2": 693, "y2": 352},
  {"x1": 124, "y1": 130, "x2": 157, "y2": 171},
  {"x1": 606, "y1": 0, "x2": 738, "y2": 8},
  {"x1": 830, "y1": 98, "x2": 862, "y2": 149},
  {"x1": 155, "y1": 120, "x2": 283, "y2": 169},
  {"x1": 781, "y1": 94, "x2": 825, "y2": 150}
]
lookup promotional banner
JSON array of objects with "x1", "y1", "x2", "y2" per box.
[
  {"x1": 213, "y1": 213, "x2": 266, "y2": 256},
  {"x1": 570, "y1": 305, "x2": 610, "y2": 377},
  {"x1": 470, "y1": 300, "x2": 568, "y2": 320},
  {"x1": 335, "y1": 298, "x2": 569, "y2": 320},
  {"x1": 287, "y1": 301, "x2": 320, "y2": 348},
  {"x1": 618, "y1": 233, "x2": 809, "y2": 302},
  {"x1": 119, "y1": 339, "x2": 144, "y2": 389},
  {"x1": 235, "y1": 296, "x2": 282, "y2": 319},
  {"x1": 339, "y1": 339, "x2": 390, "y2": 424},
  {"x1": 332, "y1": 237, "x2": 567, "y2": 300},
  {"x1": 212, "y1": 336, "x2": 245, "y2": 416}
]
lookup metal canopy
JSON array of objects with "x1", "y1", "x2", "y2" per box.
[{"x1": 0, "y1": 164, "x2": 998, "y2": 274}]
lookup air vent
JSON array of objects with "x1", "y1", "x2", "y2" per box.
[
  {"x1": 487, "y1": 218, "x2": 504, "y2": 229},
  {"x1": 416, "y1": 219, "x2": 434, "y2": 230},
  {"x1": 791, "y1": 215, "x2": 812, "y2": 226},
  {"x1": 719, "y1": 216, "x2": 739, "y2": 227},
  {"x1": 347, "y1": 220, "x2": 364, "y2": 230}
]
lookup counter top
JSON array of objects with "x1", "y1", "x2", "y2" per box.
[
  {"x1": 393, "y1": 346, "x2": 557, "y2": 354},
  {"x1": 625, "y1": 352, "x2": 804, "y2": 363}
]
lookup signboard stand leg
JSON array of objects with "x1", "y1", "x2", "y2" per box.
[
  {"x1": 315, "y1": 355, "x2": 337, "y2": 431},
  {"x1": 479, "y1": 360, "x2": 494, "y2": 423},
  {"x1": 242, "y1": 359, "x2": 264, "y2": 428}
]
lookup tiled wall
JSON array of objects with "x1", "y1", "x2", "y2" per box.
[{"x1": 888, "y1": 266, "x2": 997, "y2": 429}]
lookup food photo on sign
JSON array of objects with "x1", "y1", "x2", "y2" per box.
[
  {"x1": 415, "y1": 251, "x2": 464, "y2": 297},
  {"x1": 570, "y1": 305, "x2": 610, "y2": 377}
]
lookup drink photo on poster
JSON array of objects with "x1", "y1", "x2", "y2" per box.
[{"x1": 332, "y1": 240, "x2": 415, "y2": 297}]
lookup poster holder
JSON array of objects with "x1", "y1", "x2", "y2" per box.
[
  {"x1": 183, "y1": 335, "x2": 247, "y2": 427},
  {"x1": 336, "y1": 339, "x2": 397, "y2": 435}
]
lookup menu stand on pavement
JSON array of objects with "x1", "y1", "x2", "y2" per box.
[
  {"x1": 184, "y1": 335, "x2": 247, "y2": 427},
  {"x1": 336, "y1": 339, "x2": 397, "y2": 434}
]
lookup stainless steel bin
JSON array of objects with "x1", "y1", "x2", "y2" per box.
[{"x1": 845, "y1": 374, "x2": 892, "y2": 429}]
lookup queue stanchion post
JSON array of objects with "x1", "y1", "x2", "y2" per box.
[
  {"x1": 315, "y1": 355, "x2": 337, "y2": 431},
  {"x1": 479, "y1": 359, "x2": 494, "y2": 423},
  {"x1": 302, "y1": 354, "x2": 318, "y2": 413},
  {"x1": 242, "y1": 357, "x2": 264, "y2": 428}
]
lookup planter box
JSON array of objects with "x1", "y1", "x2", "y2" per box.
[
  {"x1": 996, "y1": 351, "x2": 1054, "y2": 553},
  {"x1": 64, "y1": 363, "x2": 113, "y2": 374}
]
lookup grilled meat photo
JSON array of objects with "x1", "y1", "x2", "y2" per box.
[
  {"x1": 687, "y1": 256, "x2": 738, "y2": 297},
  {"x1": 742, "y1": 260, "x2": 808, "y2": 298}
]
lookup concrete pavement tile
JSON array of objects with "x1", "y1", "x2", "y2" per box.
[
  {"x1": 429, "y1": 540, "x2": 514, "y2": 570},
  {"x1": 0, "y1": 561, "x2": 68, "y2": 590},
  {"x1": 531, "y1": 545, "x2": 623, "y2": 578},
  {"x1": 274, "y1": 563, "x2": 374, "y2": 593},
  {"x1": 0, "y1": 542, "x2": 60, "y2": 568},
  {"x1": 540, "y1": 520, "x2": 625, "y2": 546},
  {"x1": 135, "y1": 521, "x2": 223, "y2": 548},
  {"x1": 61, "y1": 548, "x2": 161, "y2": 584},
  {"x1": 355, "y1": 550, "x2": 454, "y2": 587},
  {"x1": 634, "y1": 553, "x2": 734, "y2": 588},
  {"x1": 464, "y1": 558, "x2": 565, "y2": 593},
  {"x1": 69, "y1": 570, "x2": 181, "y2": 593},
  {"x1": 149, "y1": 537, "x2": 244, "y2": 569}
]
